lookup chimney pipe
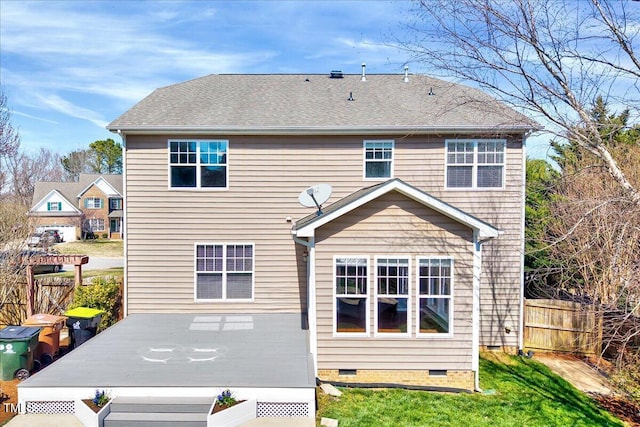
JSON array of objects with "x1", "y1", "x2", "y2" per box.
[
  {"x1": 403, "y1": 65, "x2": 409, "y2": 83},
  {"x1": 361, "y1": 63, "x2": 366, "y2": 82}
]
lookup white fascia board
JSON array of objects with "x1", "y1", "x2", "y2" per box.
[
  {"x1": 295, "y1": 180, "x2": 500, "y2": 239},
  {"x1": 31, "y1": 190, "x2": 82, "y2": 214},
  {"x1": 108, "y1": 125, "x2": 536, "y2": 136},
  {"x1": 77, "y1": 176, "x2": 121, "y2": 198}
]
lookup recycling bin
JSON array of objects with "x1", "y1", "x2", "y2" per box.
[
  {"x1": 0, "y1": 325, "x2": 42, "y2": 380},
  {"x1": 23, "y1": 313, "x2": 66, "y2": 365},
  {"x1": 64, "y1": 307, "x2": 104, "y2": 349}
]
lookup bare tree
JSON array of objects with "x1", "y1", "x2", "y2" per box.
[
  {"x1": 400, "y1": 0, "x2": 640, "y2": 205},
  {"x1": 0, "y1": 88, "x2": 21, "y2": 194},
  {"x1": 5, "y1": 148, "x2": 65, "y2": 206}
]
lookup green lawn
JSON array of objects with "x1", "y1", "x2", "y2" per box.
[
  {"x1": 316, "y1": 354, "x2": 624, "y2": 427},
  {"x1": 53, "y1": 239, "x2": 123, "y2": 258}
]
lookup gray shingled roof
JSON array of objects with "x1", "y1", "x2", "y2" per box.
[
  {"x1": 108, "y1": 74, "x2": 537, "y2": 133},
  {"x1": 30, "y1": 174, "x2": 123, "y2": 210}
]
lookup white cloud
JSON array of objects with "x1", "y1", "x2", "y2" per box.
[{"x1": 36, "y1": 94, "x2": 108, "y2": 129}]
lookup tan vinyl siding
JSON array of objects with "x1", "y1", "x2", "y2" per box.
[
  {"x1": 125, "y1": 134, "x2": 524, "y2": 349},
  {"x1": 314, "y1": 192, "x2": 475, "y2": 371}
]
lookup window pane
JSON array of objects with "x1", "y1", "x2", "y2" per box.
[
  {"x1": 197, "y1": 274, "x2": 223, "y2": 299},
  {"x1": 447, "y1": 166, "x2": 472, "y2": 187},
  {"x1": 477, "y1": 166, "x2": 503, "y2": 187},
  {"x1": 336, "y1": 258, "x2": 367, "y2": 295},
  {"x1": 201, "y1": 166, "x2": 226, "y2": 187},
  {"x1": 171, "y1": 166, "x2": 196, "y2": 187},
  {"x1": 365, "y1": 161, "x2": 391, "y2": 178},
  {"x1": 336, "y1": 297, "x2": 366, "y2": 333},
  {"x1": 227, "y1": 273, "x2": 252, "y2": 299},
  {"x1": 419, "y1": 298, "x2": 450, "y2": 333},
  {"x1": 378, "y1": 298, "x2": 408, "y2": 333}
]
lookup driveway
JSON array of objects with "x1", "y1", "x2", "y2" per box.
[{"x1": 63, "y1": 257, "x2": 123, "y2": 272}]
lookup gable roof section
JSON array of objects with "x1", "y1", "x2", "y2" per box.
[
  {"x1": 292, "y1": 179, "x2": 500, "y2": 240},
  {"x1": 108, "y1": 74, "x2": 538, "y2": 135},
  {"x1": 29, "y1": 189, "x2": 82, "y2": 215},
  {"x1": 77, "y1": 175, "x2": 122, "y2": 198}
]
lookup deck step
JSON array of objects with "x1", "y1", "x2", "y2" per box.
[
  {"x1": 109, "y1": 396, "x2": 212, "y2": 413},
  {"x1": 104, "y1": 397, "x2": 211, "y2": 427},
  {"x1": 103, "y1": 411, "x2": 207, "y2": 427}
]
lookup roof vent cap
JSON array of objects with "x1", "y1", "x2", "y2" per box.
[{"x1": 330, "y1": 70, "x2": 344, "y2": 79}]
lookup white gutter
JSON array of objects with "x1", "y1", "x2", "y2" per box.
[
  {"x1": 291, "y1": 232, "x2": 318, "y2": 374},
  {"x1": 107, "y1": 125, "x2": 537, "y2": 136}
]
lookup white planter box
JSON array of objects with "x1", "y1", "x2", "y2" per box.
[
  {"x1": 75, "y1": 399, "x2": 111, "y2": 427},
  {"x1": 207, "y1": 398, "x2": 256, "y2": 427}
]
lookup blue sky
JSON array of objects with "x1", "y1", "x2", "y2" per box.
[{"x1": 1, "y1": 0, "x2": 551, "y2": 158}]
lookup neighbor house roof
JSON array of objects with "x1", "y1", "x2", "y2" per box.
[
  {"x1": 30, "y1": 174, "x2": 123, "y2": 212},
  {"x1": 107, "y1": 73, "x2": 538, "y2": 135},
  {"x1": 292, "y1": 178, "x2": 500, "y2": 240}
]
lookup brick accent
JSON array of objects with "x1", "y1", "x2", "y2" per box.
[{"x1": 317, "y1": 369, "x2": 474, "y2": 391}]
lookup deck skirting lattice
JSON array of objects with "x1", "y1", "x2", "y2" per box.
[
  {"x1": 257, "y1": 402, "x2": 309, "y2": 417},
  {"x1": 26, "y1": 400, "x2": 74, "y2": 414}
]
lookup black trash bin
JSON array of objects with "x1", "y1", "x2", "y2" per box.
[{"x1": 64, "y1": 307, "x2": 104, "y2": 349}]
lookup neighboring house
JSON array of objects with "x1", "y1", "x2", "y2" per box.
[
  {"x1": 19, "y1": 70, "x2": 537, "y2": 421},
  {"x1": 28, "y1": 173, "x2": 123, "y2": 241}
]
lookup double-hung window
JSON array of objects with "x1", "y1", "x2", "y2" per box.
[
  {"x1": 170, "y1": 140, "x2": 228, "y2": 189},
  {"x1": 335, "y1": 257, "x2": 368, "y2": 334},
  {"x1": 417, "y1": 258, "x2": 453, "y2": 335},
  {"x1": 86, "y1": 218, "x2": 105, "y2": 232},
  {"x1": 110, "y1": 198, "x2": 122, "y2": 210},
  {"x1": 446, "y1": 139, "x2": 505, "y2": 188},
  {"x1": 375, "y1": 258, "x2": 409, "y2": 335},
  {"x1": 195, "y1": 243, "x2": 253, "y2": 301},
  {"x1": 84, "y1": 198, "x2": 103, "y2": 209},
  {"x1": 364, "y1": 140, "x2": 393, "y2": 179}
]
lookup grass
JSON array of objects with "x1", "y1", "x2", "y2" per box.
[
  {"x1": 315, "y1": 354, "x2": 625, "y2": 427},
  {"x1": 50, "y1": 267, "x2": 124, "y2": 280},
  {"x1": 53, "y1": 239, "x2": 123, "y2": 258}
]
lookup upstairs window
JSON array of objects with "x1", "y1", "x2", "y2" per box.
[
  {"x1": 110, "y1": 198, "x2": 122, "y2": 210},
  {"x1": 195, "y1": 243, "x2": 253, "y2": 301},
  {"x1": 170, "y1": 140, "x2": 228, "y2": 189},
  {"x1": 446, "y1": 139, "x2": 505, "y2": 188},
  {"x1": 84, "y1": 198, "x2": 103, "y2": 209},
  {"x1": 47, "y1": 202, "x2": 61, "y2": 211},
  {"x1": 364, "y1": 140, "x2": 393, "y2": 179}
]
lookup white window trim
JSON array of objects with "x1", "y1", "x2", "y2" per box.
[
  {"x1": 373, "y1": 256, "x2": 411, "y2": 338},
  {"x1": 85, "y1": 197, "x2": 103, "y2": 209},
  {"x1": 333, "y1": 255, "x2": 370, "y2": 337},
  {"x1": 47, "y1": 202, "x2": 61, "y2": 211},
  {"x1": 87, "y1": 218, "x2": 105, "y2": 232},
  {"x1": 194, "y1": 242, "x2": 255, "y2": 303},
  {"x1": 444, "y1": 139, "x2": 506, "y2": 190},
  {"x1": 416, "y1": 256, "x2": 454, "y2": 338},
  {"x1": 363, "y1": 139, "x2": 394, "y2": 180},
  {"x1": 168, "y1": 139, "x2": 229, "y2": 191}
]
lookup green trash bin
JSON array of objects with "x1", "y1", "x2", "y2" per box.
[
  {"x1": 0, "y1": 326, "x2": 42, "y2": 381},
  {"x1": 64, "y1": 307, "x2": 104, "y2": 349}
]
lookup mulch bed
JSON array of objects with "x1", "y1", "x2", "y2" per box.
[
  {"x1": 590, "y1": 393, "x2": 640, "y2": 427},
  {"x1": 211, "y1": 400, "x2": 245, "y2": 415}
]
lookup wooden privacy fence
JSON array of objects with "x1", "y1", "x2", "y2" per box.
[{"x1": 524, "y1": 299, "x2": 602, "y2": 355}]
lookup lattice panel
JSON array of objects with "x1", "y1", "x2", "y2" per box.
[
  {"x1": 257, "y1": 402, "x2": 309, "y2": 417},
  {"x1": 26, "y1": 400, "x2": 74, "y2": 414}
]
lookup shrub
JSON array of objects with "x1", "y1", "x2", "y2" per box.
[
  {"x1": 70, "y1": 276, "x2": 121, "y2": 330},
  {"x1": 101, "y1": 233, "x2": 108, "y2": 239}
]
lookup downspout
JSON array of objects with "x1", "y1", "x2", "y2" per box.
[
  {"x1": 472, "y1": 231, "x2": 483, "y2": 392},
  {"x1": 518, "y1": 131, "x2": 530, "y2": 351},
  {"x1": 291, "y1": 232, "x2": 318, "y2": 374},
  {"x1": 117, "y1": 129, "x2": 128, "y2": 318}
]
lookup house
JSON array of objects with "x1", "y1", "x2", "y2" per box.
[
  {"x1": 19, "y1": 69, "x2": 537, "y2": 422},
  {"x1": 28, "y1": 174, "x2": 123, "y2": 241}
]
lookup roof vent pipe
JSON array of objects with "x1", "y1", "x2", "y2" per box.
[
  {"x1": 403, "y1": 65, "x2": 409, "y2": 83},
  {"x1": 361, "y1": 63, "x2": 366, "y2": 82}
]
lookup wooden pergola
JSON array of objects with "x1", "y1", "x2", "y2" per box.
[{"x1": 26, "y1": 254, "x2": 89, "y2": 317}]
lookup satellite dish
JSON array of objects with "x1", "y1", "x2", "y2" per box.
[{"x1": 298, "y1": 184, "x2": 332, "y2": 216}]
